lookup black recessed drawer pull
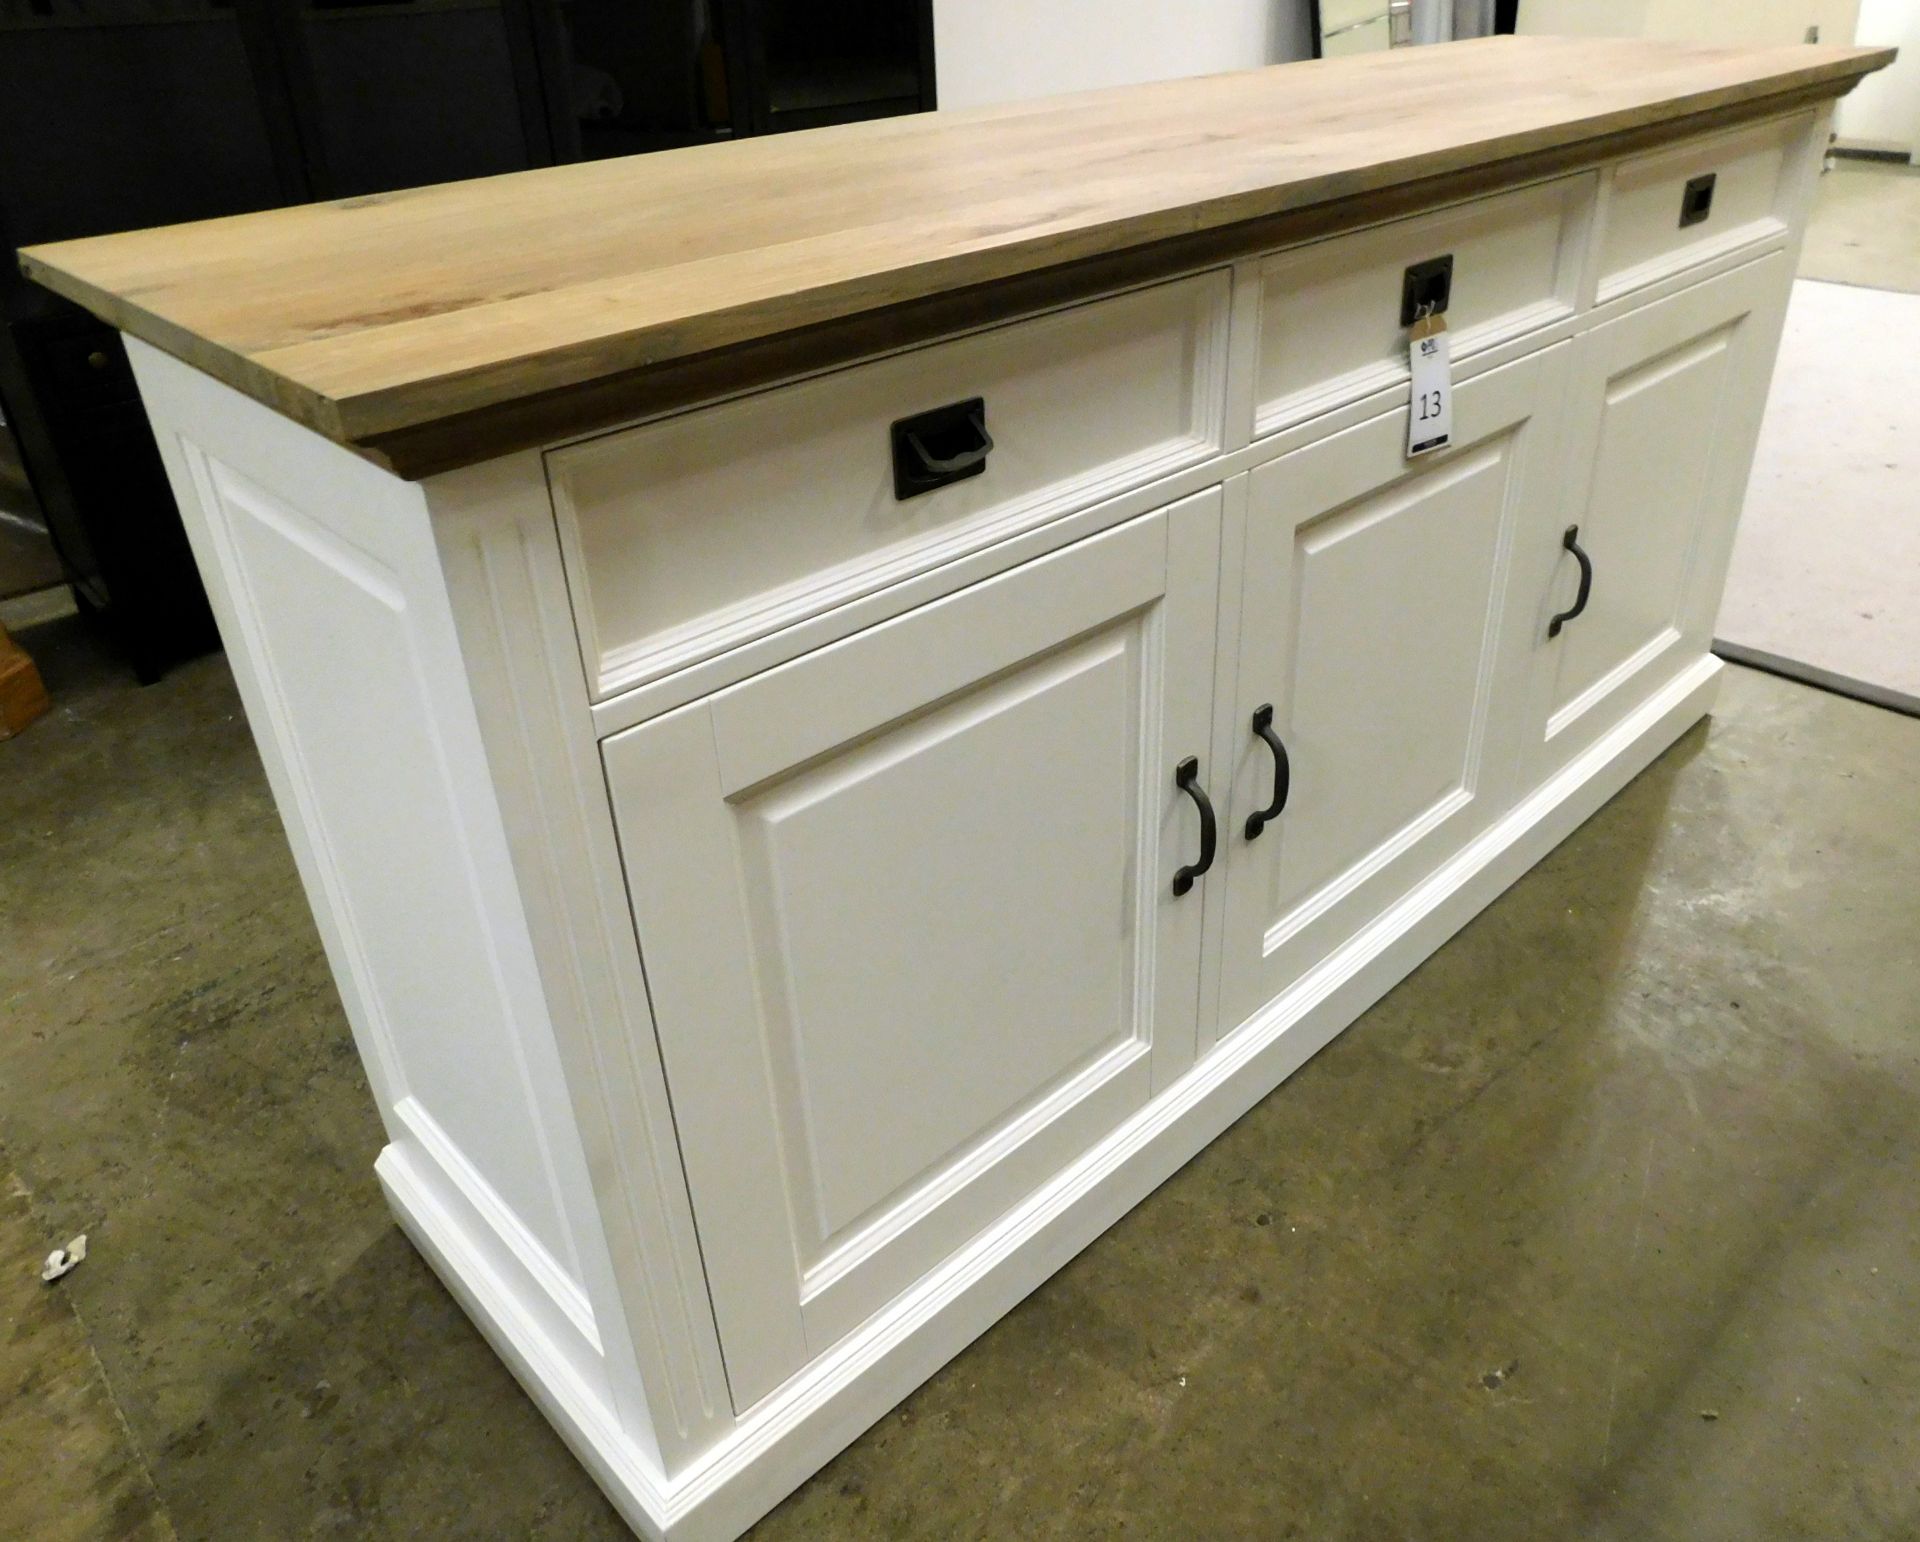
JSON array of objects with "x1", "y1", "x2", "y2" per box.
[
  {"x1": 1400, "y1": 253, "x2": 1454, "y2": 327},
  {"x1": 1244, "y1": 704, "x2": 1291, "y2": 841},
  {"x1": 891, "y1": 397, "x2": 994, "y2": 499},
  {"x1": 1680, "y1": 173, "x2": 1717, "y2": 228},
  {"x1": 1548, "y1": 524, "x2": 1594, "y2": 639},
  {"x1": 1172, "y1": 756, "x2": 1217, "y2": 897}
]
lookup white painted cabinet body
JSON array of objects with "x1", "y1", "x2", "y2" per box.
[{"x1": 104, "y1": 91, "x2": 1828, "y2": 1542}]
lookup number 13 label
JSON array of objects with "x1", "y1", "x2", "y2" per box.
[{"x1": 1407, "y1": 321, "x2": 1453, "y2": 459}]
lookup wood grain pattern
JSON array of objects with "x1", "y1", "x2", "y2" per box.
[
  {"x1": 18, "y1": 36, "x2": 1892, "y2": 473},
  {"x1": 359, "y1": 78, "x2": 1833, "y2": 479},
  {"x1": 0, "y1": 622, "x2": 50, "y2": 739}
]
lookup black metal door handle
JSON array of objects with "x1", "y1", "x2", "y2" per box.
[
  {"x1": 1244, "y1": 704, "x2": 1291, "y2": 840},
  {"x1": 1547, "y1": 524, "x2": 1593, "y2": 639},
  {"x1": 1172, "y1": 756, "x2": 1216, "y2": 897}
]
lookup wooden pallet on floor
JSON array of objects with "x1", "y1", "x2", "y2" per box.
[{"x1": 0, "y1": 621, "x2": 49, "y2": 738}]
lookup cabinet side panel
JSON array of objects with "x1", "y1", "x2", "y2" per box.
[
  {"x1": 1683, "y1": 106, "x2": 1828, "y2": 645},
  {"x1": 125, "y1": 341, "x2": 620, "y2": 1431}
]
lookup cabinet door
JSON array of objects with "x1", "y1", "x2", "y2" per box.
[
  {"x1": 1513, "y1": 254, "x2": 1790, "y2": 783},
  {"x1": 604, "y1": 490, "x2": 1222, "y2": 1409},
  {"x1": 1215, "y1": 345, "x2": 1570, "y2": 1041}
]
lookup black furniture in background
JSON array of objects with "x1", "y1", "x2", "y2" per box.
[{"x1": 0, "y1": 0, "x2": 935, "y2": 681}]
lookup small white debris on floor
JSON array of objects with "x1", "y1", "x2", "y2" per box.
[{"x1": 39, "y1": 1233, "x2": 87, "y2": 1283}]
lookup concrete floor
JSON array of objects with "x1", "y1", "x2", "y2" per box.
[{"x1": 3, "y1": 620, "x2": 1919, "y2": 1541}]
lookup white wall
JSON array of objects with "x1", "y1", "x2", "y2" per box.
[
  {"x1": 1519, "y1": 0, "x2": 1863, "y2": 47},
  {"x1": 933, "y1": 0, "x2": 1311, "y2": 110},
  {"x1": 1838, "y1": 0, "x2": 1920, "y2": 153}
]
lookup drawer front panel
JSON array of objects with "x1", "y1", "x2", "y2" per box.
[
  {"x1": 1596, "y1": 115, "x2": 1806, "y2": 302},
  {"x1": 1252, "y1": 175, "x2": 1589, "y2": 437},
  {"x1": 551, "y1": 271, "x2": 1231, "y2": 702}
]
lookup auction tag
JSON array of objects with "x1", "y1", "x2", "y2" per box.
[{"x1": 1407, "y1": 312, "x2": 1453, "y2": 458}]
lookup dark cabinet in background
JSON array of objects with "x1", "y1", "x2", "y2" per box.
[
  {"x1": 557, "y1": 0, "x2": 935, "y2": 157},
  {"x1": 0, "y1": 0, "x2": 302, "y2": 677},
  {"x1": 0, "y1": 0, "x2": 934, "y2": 679},
  {"x1": 281, "y1": 0, "x2": 555, "y2": 198},
  {"x1": 749, "y1": 0, "x2": 935, "y2": 132}
]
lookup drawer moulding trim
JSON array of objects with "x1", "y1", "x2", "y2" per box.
[
  {"x1": 1253, "y1": 297, "x2": 1578, "y2": 441},
  {"x1": 557, "y1": 268, "x2": 1235, "y2": 706},
  {"x1": 578, "y1": 243, "x2": 1787, "y2": 748},
  {"x1": 1595, "y1": 217, "x2": 1790, "y2": 306},
  {"x1": 584, "y1": 432, "x2": 1222, "y2": 704}
]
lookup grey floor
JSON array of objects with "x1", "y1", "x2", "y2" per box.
[
  {"x1": 3, "y1": 598, "x2": 1919, "y2": 1538},
  {"x1": 1798, "y1": 157, "x2": 1920, "y2": 294},
  {"x1": 1714, "y1": 157, "x2": 1920, "y2": 713},
  {"x1": 1716, "y1": 278, "x2": 1920, "y2": 712}
]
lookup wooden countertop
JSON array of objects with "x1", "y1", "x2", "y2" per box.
[{"x1": 19, "y1": 35, "x2": 1892, "y2": 477}]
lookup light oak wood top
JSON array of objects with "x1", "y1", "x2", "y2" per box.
[{"x1": 19, "y1": 35, "x2": 1891, "y2": 473}]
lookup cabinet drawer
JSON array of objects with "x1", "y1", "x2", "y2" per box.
[
  {"x1": 549, "y1": 271, "x2": 1231, "y2": 701},
  {"x1": 1595, "y1": 115, "x2": 1806, "y2": 302},
  {"x1": 1252, "y1": 174, "x2": 1589, "y2": 437}
]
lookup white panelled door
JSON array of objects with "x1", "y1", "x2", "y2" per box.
[
  {"x1": 604, "y1": 489, "x2": 1223, "y2": 1410},
  {"x1": 1215, "y1": 345, "x2": 1572, "y2": 1041},
  {"x1": 1514, "y1": 254, "x2": 1791, "y2": 784}
]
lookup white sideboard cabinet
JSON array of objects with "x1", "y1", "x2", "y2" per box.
[{"x1": 20, "y1": 35, "x2": 1893, "y2": 1542}]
